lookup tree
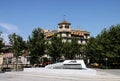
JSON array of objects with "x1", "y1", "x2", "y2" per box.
[
  {"x1": 0, "y1": 32, "x2": 4, "y2": 53},
  {"x1": 28, "y1": 28, "x2": 45, "y2": 65},
  {"x1": 96, "y1": 26, "x2": 120, "y2": 60},
  {"x1": 8, "y1": 33, "x2": 26, "y2": 57},
  {"x1": 85, "y1": 37, "x2": 97, "y2": 63},
  {"x1": 107, "y1": 25, "x2": 120, "y2": 58},
  {"x1": 86, "y1": 29, "x2": 112, "y2": 64},
  {"x1": 8, "y1": 33, "x2": 27, "y2": 70},
  {"x1": 86, "y1": 25, "x2": 120, "y2": 68},
  {"x1": 62, "y1": 38, "x2": 81, "y2": 60},
  {"x1": 71, "y1": 38, "x2": 81, "y2": 59},
  {"x1": 47, "y1": 35, "x2": 63, "y2": 63},
  {"x1": 107, "y1": 25, "x2": 120, "y2": 67},
  {"x1": 63, "y1": 42, "x2": 73, "y2": 59}
]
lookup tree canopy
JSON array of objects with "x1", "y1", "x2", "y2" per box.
[
  {"x1": 86, "y1": 24, "x2": 120, "y2": 68},
  {"x1": 0, "y1": 32, "x2": 4, "y2": 53},
  {"x1": 47, "y1": 35, "x2": 63, "y2": 63},
  {"x1": 28, "y1": 28, "x2": 45, "y2": 65},
  {"x1": 8, "y1": 33, "x2": 26, "y2": 57}
]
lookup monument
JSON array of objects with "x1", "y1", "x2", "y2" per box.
[
  {"x1": 45, "y1": 60, "x2": 86, "y2": 69},
  {"x1": 24, "y1": 60, "x2": 96, "y2": 75}
]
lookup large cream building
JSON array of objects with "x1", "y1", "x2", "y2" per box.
[{"x1": 44, "y1": 20, "x2": 90, "y2": 44}]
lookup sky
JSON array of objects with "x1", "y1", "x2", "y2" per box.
[{"x1": 0, "y1": 0, "x2": 120, "y2": 42}]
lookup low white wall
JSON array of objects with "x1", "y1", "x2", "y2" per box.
[{"x1": 24, "y1": 68, "x2": 96, "y2": 75}]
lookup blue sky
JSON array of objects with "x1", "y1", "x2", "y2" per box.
[{"x1": 0, "y1": 0, "x2": 120, "y2": 42}]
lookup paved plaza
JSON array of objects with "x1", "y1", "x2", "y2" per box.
[{"x1": 0, "y1": 69, "x2": 120, "y2": 81}]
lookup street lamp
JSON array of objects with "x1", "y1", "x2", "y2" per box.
[
  {"x1": 105, "y1": 58, "x2": 108, "y2": 69},
  {"x1": 6, "y1": 57, "x2": 9, "y2": 68},
  {"x1": 87, "y1": 58, "x2": 90, "y2": 67}
]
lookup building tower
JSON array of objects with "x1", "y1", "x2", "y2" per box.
[
  {"x1": 57, "y1": 20, "x2": 72, "y2": 43},
  {"x1": 58, "y1": 20, "x2": 71, "y2": 32}
]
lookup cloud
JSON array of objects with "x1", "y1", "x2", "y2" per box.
[
  {"x1": 1, "y1": 33, "x2": 9, "y2": 42},
  {"x1": 0, "y1": 22, "x2": 19, "y2": 33},
  {"x1": 0, "y1": 22, "x2": 20, "y2": 42}
]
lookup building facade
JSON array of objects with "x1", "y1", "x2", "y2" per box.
[{"x1": 44, "y1": 20, "x2": 90, "y2": 44}]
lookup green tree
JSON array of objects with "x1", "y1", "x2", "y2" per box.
[
  {"x1": 28, "y1": 28, "x2": 45, "y2": 65},
  {"x1": 63, "y1": 42, "x2": 72, "y2": 59},
  {"x1": 0, "y1": 32, "x2": 4, "y2": 53},
  {"x1": 96, "y1": 26, "x2": 120, "y2": 61},
  {"x1": 8, "y1": 33, "x2": 26, "y2": 57},
  {"x1": 107, "y1": 25, "x2": 120, "y2": 66},
  {"x1": 8, "y1": 33, "x2": 27, "y2": 70},
  {"x1": 47, "y1": 35, "x2": 63, "y2": 63},
  {"x1": 96, "y1": 29, "x2": 109, "y2": 63},
  {"x1": 63, "y1": 38, "x2": 81, "y2": 60},
  {"x1": 86, "y1": 25, "x2": 120, "y2": 68},
  {"x1": 107, "y1": 25, "x2": 120, "y2": 58},
  {"x1": 85, "y1": 37, "x2": 98, "y2": 63},
  {"x1": 70, "y1": 38, "x2": 81, "y2": 59}
]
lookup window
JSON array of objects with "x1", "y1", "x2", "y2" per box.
[
  {"x1": 62, "y1": 39, "x2": 66, "y2": 43},
  {"x1": 59, "y1": 26, "x2": 63, "y2": 29},
  {"x1": 61, "y1": 33, "x2": 67, "y2": 37},
  {"x1": 65, "y1": 26, "x2": 69, "y2": 29}
]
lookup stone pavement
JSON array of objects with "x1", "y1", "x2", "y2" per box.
[{"x1": 0, "y1": 69, "x2": 120, "y2": 81}]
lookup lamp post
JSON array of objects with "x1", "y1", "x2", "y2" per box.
[
  {"x1": 105, "y1": 58, "x2": 108, "y2": 69},
  {"x1": 87, "y1": 58, "x2": 90, "y2": 67},
  {"x1": 6, "y1": 57, "x2": 9, "y2": 68}
]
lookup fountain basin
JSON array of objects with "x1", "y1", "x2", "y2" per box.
[
  {"x1": 24, "y1": 60, "x2": 96, "y2": 75},
  {"x1": 24, "y1": 68, "x2": 96, "y2": 75},
  {"x1": 45, "y1": 60, "x2": 86, "y2": 69}
]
